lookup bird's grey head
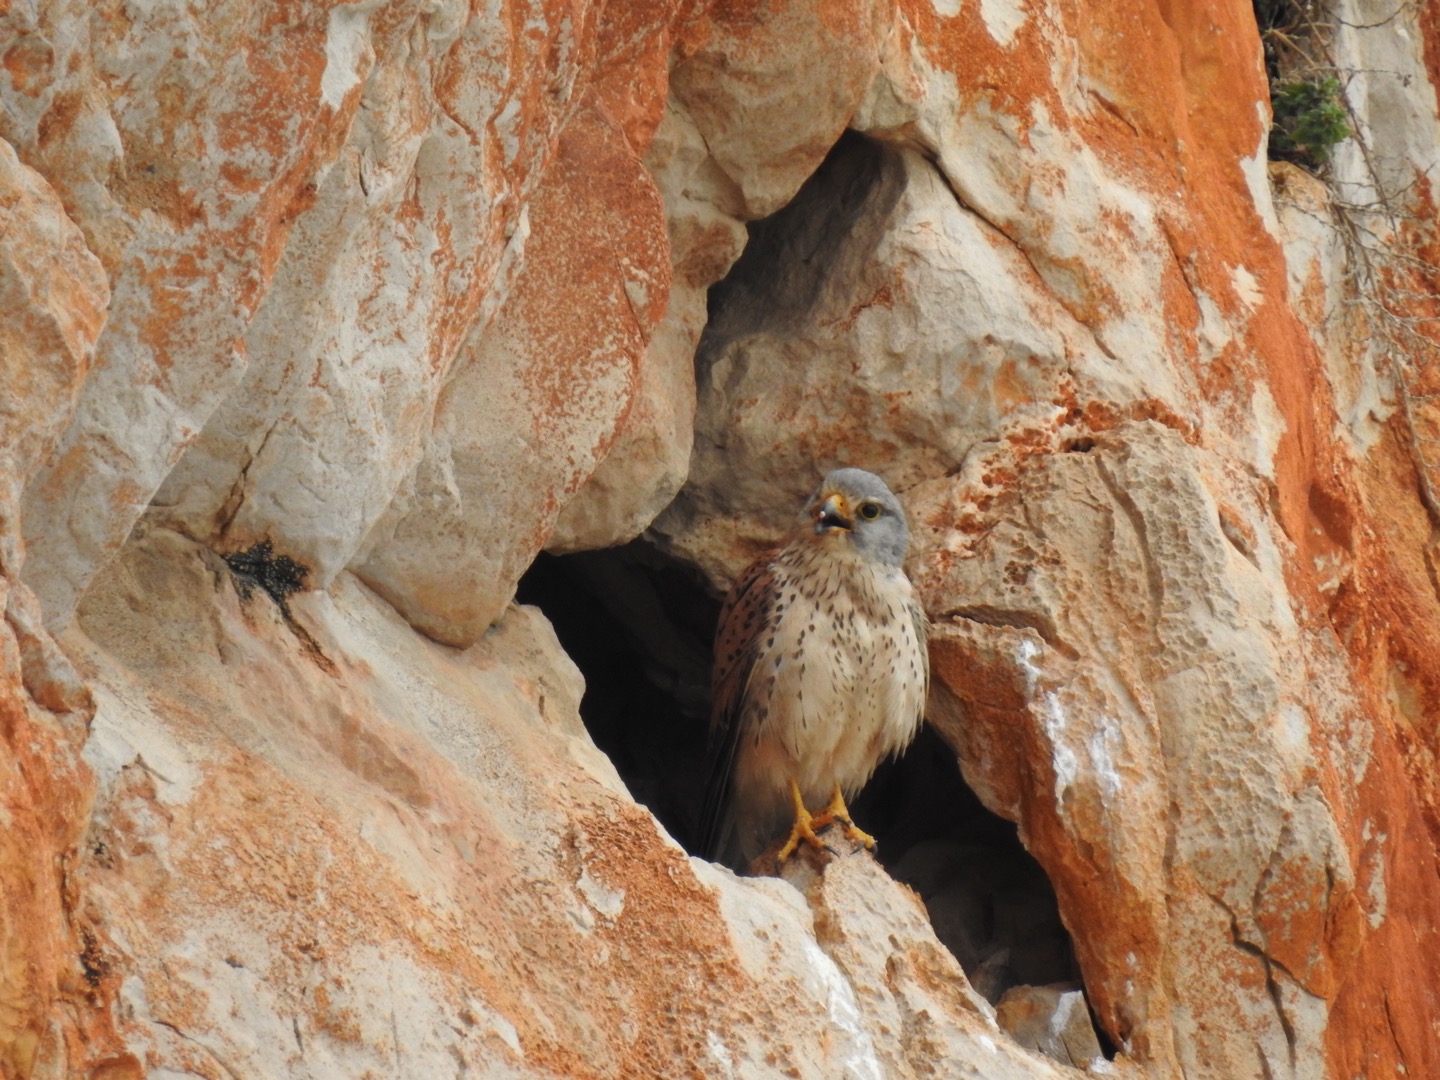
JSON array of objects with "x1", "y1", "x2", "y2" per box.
[{"x1": 802, "y1": 467, "x2": 911, "y2": 567}]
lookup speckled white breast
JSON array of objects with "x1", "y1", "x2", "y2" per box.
[{"x1": 729, "y1": 543, "x2": 927, "y2": 857}]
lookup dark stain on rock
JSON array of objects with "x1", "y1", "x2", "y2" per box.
[
  {"x1": 223, "y1": 541, "x2": 336, "y2": 675},
  {"x1": 223, "y1": 540, "x2": 308, "y2": 606}
]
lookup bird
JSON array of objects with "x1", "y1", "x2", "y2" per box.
[{"x1": 700, "y1": 467, "x2": 929, "y2": 871}]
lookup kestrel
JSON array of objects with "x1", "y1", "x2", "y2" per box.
[{"x1": 700, "y1": 468, "x2": 929, "y2": 870}]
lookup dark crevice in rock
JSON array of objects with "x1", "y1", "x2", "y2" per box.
[
  {"x1": 153, "y1": 1018, "x2": 242, "y2": 1080},
  {"x1": 213, "y1": 422, "x2": 278, "y2": 536},
  {"x1": 517, "y1": 543, "x2": 1090, "y2": 1023},
  {"x1": 1239, "y1": 937, "x2": 1300, "y2": 1071},
  {"x1": 857, "y1": 726, "x2": 1085, "y2": 1007},
  {"x1": 1213, "y1": 890, "x2": 1302, "y2": 1071},
  {"x1": 516, "y1": 543, "x2": 717, "y2": 851}
]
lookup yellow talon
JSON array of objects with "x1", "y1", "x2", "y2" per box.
[
  {"x1": 811, "y1": 784, "x2": 876, "y2": 849},
  {"x1": 776, "y1": 781, "x2": 875, "y2": 865},
  {"x1": 776, "y1": 778, "x2": 829, "y2": 862}
]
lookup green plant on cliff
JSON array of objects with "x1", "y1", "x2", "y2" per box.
[
  {"x1": 1269, "y1": 76, "x2": 1351, "y2": 168},
  {"x1": 1256, "y1": 1, "x2": 1440, "y2": 529},
  {"x1": 1254, "y1": 0, "x2": 1355, "y2": 171}
]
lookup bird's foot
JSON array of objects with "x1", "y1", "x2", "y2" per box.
[
  {"x1": 775, "y1": 784, "x2": 876, "y2": 868},
  {"x1": 838, "y1": 819, "x2": 877, "y2": 850},
  {"x1": 810, "y1": 786, "x2": 876, "y2": 850},
  {"x1": 776, "y1": 778, "x2": 833, "y2": 864},
  {"x1": 775, "y1": 804, "x2": 829, "y2": 863}
]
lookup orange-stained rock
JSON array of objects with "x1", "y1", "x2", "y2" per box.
[
  {"x1": 0, "y1": 140, "x2": 107, "y2": 515},
  {"x1": 56, "y1": 525, "x2": 1077, "y2": 1078},
  {"x1": 669, "y1": 0, "x2": 890, "y2": 219},
  {"x1": 5, "y1": 0, "x2": 1440, "y2": 1075},
  {"x1": 659, "y1": 1, "x2": 1440, "y2": 1077},
  {"x1": 6, "y1": 0, "x2": 370, "y2": 627},
  {"x1": 141, "y1": 0, "x2": 615, "y2": 597},
  {"x1": 0, "y1": 136, "x2": 107, "y2": 1076},
  {"x1": 354, "y1": 100, "x2": 671, "y2": 645},
  {"x1": 0, "y1": 587, "x2": 97, "y2": 1080},
  {"x1": 913, "y1": 422, "x2": 1372, "y2": 1076}
]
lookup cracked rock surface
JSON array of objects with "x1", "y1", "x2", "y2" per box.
[{"x1": 4, "y1": 0, "x2": 1440, "y2": 1077}]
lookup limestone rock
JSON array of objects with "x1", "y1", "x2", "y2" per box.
[
  {"x1": 146, "y1": 4, "x2": 657, "y2": 630},
  {"x1": 652, "y1": 131, "x2": 1087, "y2": 582},
  {"x1": 544, "y1": 314, "x2": 696, "y2": 556},
  {"x1": 0, "y1": 139, "x2": 108, "y2": 528},
  {"x1": 669, "y1": 0, "x2": 889, "y2": 219},
  {"x1": 912, "y1": 422, "x2": 1363, "y2": 1076},
  {"x1": 352, "y1": 102, "x2": 670, "y2": 645},
  {"x1": 544, "y1": 100, "x2": 725, "y2": 557},
  {"x1": 47, "y1": 526, "x2": 1069, "y2": 1078},
  {"x1": 0, "y1": 137, "x2": 106, "y2": 1078},
  {"x1": 4, "y1": 0, "x2": 1440, "y2": 1077},
  {"x1": 651, "y1": 2, "x2": 1440, "y2": 1078},
  {"x1": 7, "y1": 0, "x2": 388, "y2": 627},
  {"x1": 996, "y1": 984, "x2": 1105, "y2": 1071}
]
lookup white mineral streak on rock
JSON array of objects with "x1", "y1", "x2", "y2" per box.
[
  {"x1": 1089, "y1": 719, "x2": 1123, "y2": 802},
  {"x1": 1362, "y1": 819, "x2": 1388, "y2": 930},
  {"x1": 1242, "y1": 101, "x2": 1283, "y2": 241},
  {"x1": 705, "y1": 1030, "x2": 737, "y2": 1079},
  {"x1": 800, "y1": 938, "x2": 886, "y2": 1080},
  {"x1": 576, "y1": 867, "x2": 625, "y2": 922},
  {"x1": 1230, "y1": 266, "x2": 1263, "y2": 312},
  {"x1": 1017, "y1": 637, "x2": 1079, "y2": 802},
  {"x1": 1192, "y1": 288, "x2": 1232, "y2": 365},
  {"x1": 1248, "y1": 380, "x2": 1287, "y2": 482}
]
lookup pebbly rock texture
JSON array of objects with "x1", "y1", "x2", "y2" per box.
[{"x1": 6, "y1": 0, "x2": 1440, "y2": 1077}]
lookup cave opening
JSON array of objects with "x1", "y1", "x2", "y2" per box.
[
  {"x1": 515, "y1": 543, "x2": 1088, "y2": 1015},
  {"x1": 516, "y1": 122, "x2": 1105, "y2": 1057}
]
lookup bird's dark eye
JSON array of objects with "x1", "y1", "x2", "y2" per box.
[{"x1": 859, "y1": 502, "x2": 882, "y2": 520}]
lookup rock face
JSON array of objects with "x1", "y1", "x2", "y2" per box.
[
  {"x1": 0, "y1": 137, "x2": 107, "y2": 1079},
  {"x1": 995, "y1": 984, "x2": 1104, "y2": 1070},
  {"x1": 5, "y1": 0, "x2": 1440, "y2": 1077}
]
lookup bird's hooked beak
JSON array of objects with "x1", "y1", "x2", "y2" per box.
[{"x1": 814, "y1": 493, "x2": 853, "y2": 534}]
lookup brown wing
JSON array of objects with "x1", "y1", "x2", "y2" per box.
[
  {"x1": 699, "y1": 553, "x2": 781, "y2": 861},
  {"x1": 911, "y1": 595, "x2": 930, "y2": 722}
]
